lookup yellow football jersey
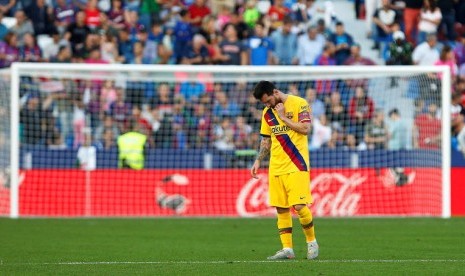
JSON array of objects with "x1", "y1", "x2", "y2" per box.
[{"x1": 260, "y1": 95, "x2": 311, "y2": 176}]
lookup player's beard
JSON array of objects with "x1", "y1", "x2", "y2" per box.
[{"x1": 271, "y1": 95, "x2": 282, "y2": 109}]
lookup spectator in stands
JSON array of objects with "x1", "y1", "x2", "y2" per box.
[
  {"x1": 0, "y1": 32, "x2": 19, "y2": 68},
  {"x1": 213, "y1": 116, "x2": 235, "y2": 150},
  {"x1": 329, "y1": 21, "x2": 354, "y2": 65},
  {"x1": 296, "y1": 25, "x2": 325, "y2": 66},
  {"x1": 310, "y1": 114, "x2": 332, "y2": 150},
  {"x1": 343, "y1": 44, "x2": 376, "y2": 65},
  {"x1": 218, "y1": 23, "x2": 248, "y2": 65},
  {"x1": 417, "y1": 0, "x2": 442, "y2": 45},
  {"x1": 0, "y1": 12, "x2": 8, "y2": 41},
  {"x1": 173, "y1": 9, "x2": 194, "y2": 63},
  {"x1": 118, "y1": 119, "x2": 148, "y2": 169},
  {"x1": 364, "y1": 110, "x2": 388, "y2": 150},
  {"x1": 129, "y1": 41, "x2": 151, "y2": 64},
  {"x1": 100, "y1": 33, "x2": 119, "y2": 63},
  {"x1": 198, "y1": 15, "x2": 219, "y2": 44},
  {"x1": 271, "y1": 17, "x2": 298, "y2": 65},
  {"x1": 216, "y1": 5, "x2": 232, "y2": 31},
  {"x1": 248, "y1": 22, "x2": 274, "y2": 65},
  {"x1": 131, "y1": 105, "x2": 153, "y2": 138},
  {"x1": 188, "y1": 0, "x2": 211, "y2": 28},
  {"x1": 452, "y1": 92, "x2": 465, "y2": 130},
  {"x1": 316, "y1": 18, "x2": 332, "y2": 39},
  {"x1": 322, "y1": 127, "x2": 344, "y2": 149},
  {"x1": 212, "y1": 89, "x2": 240, "y2": 119},
  {"x1": 25, "y1": 0, "x2": 54, "y2": 35},
  {"x1": 364, "y1": 0, "x2": 379, "y2": 39},
  {"x1": 403, "y1": 0, "x2": 423, "y2": 44},
  {"x1": 454, "y1": 34, "x2": 465, "y2": 67},
  {"x1": 125, "y1": 11, "x2": 143, "y2": 42},
  {"x1": 151, "y1": 82, "x2": 174, "y2": 117},
  {"x1": 435, "y1": 45, "x2": 458, "y2": 77},
  {"x1": 189, "y1": 103, "x2": 211, "y2": 148},
  {"x1": 233, "y1": 116, "x2": 252, "y2": 149},
  {"x1": 42, "y1": 29, "x2": 64, "y2": 62},
  {"x1": 108, "y1": 0, "x2": 125, "y2": 30},
  {"x1": 243, "y1": 0, "x2": 260, "y2": 28},
  {"x1": 139, "y1": 0, "x2": 161, "y2": 30},
  {"x1": 372, "y1": 0, "x2": 397, "y2": 50},
  {"x1": 54, "y1": 0, "x2": 76, "y2": 35},
  {"x1": 179, "y1": 74, "x2": 206, "y2": 101},
  {"x1": 348, "y1": 86, "x2": 375, "y2": 142},
  {"x1": 94, "y1": 129, "x2": 117, "y2": 150},
  {"x1": 437, "y1": 0, "x2": 456, "y2": 42},
  {"x1": 171, "y1": 96, "x2": 188, "y2": 149},
  {"x1": 386, "y1": 31, "x2": 414, "y2": 65},
  {"x1": 413, "y1": 102, "x2": 441, "y2": 149},
  {"x1": 95, "y1": 13, "x2": 119, "y2": 38},
  {"x1": 241, "y1": 93, "x2": 262, "y2": 130},
  {"x1": 20, "y1": 32, "x2": 42, "y2": 62},
  {"x1": 117, "y1": 28, "x2": 134, "y2": 63},
  {"x1": 109, "y1": 87, "x2": 132, "y2": 130},
  {"x1": 305, "y1": 88, "x2": 325, "y2": 119},
  {"x1": 0, "y1": 0, "x2": 15, "y2": 17},
  {"x1": 10, "y1": 10, "x2": 34, "y2": 47},
  {"x1": 65, "y1": 11, "x2": 91, "y2": 53},
  {"x1": 83, "y1": 0, "x2": 101, "y2": 30},
  {"x1": 325, "y1": 90, "x2": 347, "y2": 130},
  {"x1": 314, "y1": 42, "x2": 337, "y2": 95},
  {"x1": 456, "y1": 113, "x2": 465, "y2": 157},
  {"x1": 180, "y1": 34, "x2": 210, "y2": 65},
  {"x1": 20, "y1": 94, "x2": 45, "y2": 144},
  {"x1": 95, "y1": 115, "x2": 120, "y2": 142},
  {"x1": 268, "y1": 0, "x2": 290, "y2": 30},
  {"x1": 412, "y1": 33, "x2": 439, "y2": 65},
  {"x1": 50, "y1": 45, "x2": 71, "y2": 62},
  {"x1": 344, "y1": 133, "x2": 366, "y2": 150},
  {"x1": 388, "y1": 108, "x2": 408, "y2": 150}
]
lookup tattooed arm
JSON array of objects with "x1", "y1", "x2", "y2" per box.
[{"x1": 250, "y1": 136, "x2": 271, "y2": 179}]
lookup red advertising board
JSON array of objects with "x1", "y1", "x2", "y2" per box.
[
  {"x1": 451, "y1": 168, "x2": 465, "y2": 216},
  {"x1": 0, "y1": 168, "x2": 445, "y2": 217}
]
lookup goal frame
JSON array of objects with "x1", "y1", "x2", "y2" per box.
[{"x1": 8, "y1": 63, "x2": 451, "y2": 218}]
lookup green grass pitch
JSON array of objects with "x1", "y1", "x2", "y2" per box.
[{"x1": 1, "y1": 218, "x2": 464, "y2": 275}]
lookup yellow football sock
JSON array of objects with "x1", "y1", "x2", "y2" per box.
[
  {"x1": 297, "y1": 206, "x2": 316, "y2": 242},
  {"x1": 277, "y1": 211, "x2": 293, "y2": 249}
]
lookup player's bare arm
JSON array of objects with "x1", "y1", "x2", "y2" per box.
[
  {"x1": 250, "y1": 137, "x2": 271, "y2": 178},
  {"x1": 275, "y1": 103, "x2": 311, "y2": 135}
]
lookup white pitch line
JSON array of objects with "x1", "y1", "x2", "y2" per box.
[{"x1": 1, "y1": 260, "x2": 465, "y2": 266}]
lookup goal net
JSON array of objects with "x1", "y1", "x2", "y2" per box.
[{"x1": 1, "y1": 64, "x2": 451, "y2": 218}]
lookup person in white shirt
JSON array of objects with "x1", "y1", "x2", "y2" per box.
[
  {"x1": 296, "y1": 26, "x2": 326, "y2": 65},
  {"x1": 417, "y1": 0, "x2": 442, "y2": 44},
  {"x1": 310, "y1": 115, "x2": 332, "y2": 149},
  {"x1": 412, "y1": 33, "x2": 439, "y2": 65}
]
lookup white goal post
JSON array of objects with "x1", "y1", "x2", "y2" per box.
[{"x1": 5, "y1": 63, "x2": 451, "y2": 218}]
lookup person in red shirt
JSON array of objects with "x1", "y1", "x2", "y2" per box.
[
  {"x1": 414, "y1": 102, "x2": 441, "y2": 149},
  {"x1": 188, "y1": 0, "x2": 211, "y2": 27},
  {"x1": 268, "y1": 0, "x2": 290, "y2": 29},
  {"x1": 85, "y1": 0, "x2": 101, "y2": 29},
  {"x1": 348, "y1": 86, "x2": 375, "y2": 142}
]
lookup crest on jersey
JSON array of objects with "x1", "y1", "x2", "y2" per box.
[{"x1": 286, "y1": 112, "x2": 293, "y2": 119}]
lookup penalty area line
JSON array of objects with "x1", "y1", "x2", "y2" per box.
[{"x1": 2, "y1": 260, "x2": 465, "y2": 266}]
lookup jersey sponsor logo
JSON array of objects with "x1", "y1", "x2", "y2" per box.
[{"x1": 271, "y1": 125, "x2": 290, "y2": 135}]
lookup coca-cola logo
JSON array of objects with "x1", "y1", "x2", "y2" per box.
[
  {"x1": 311, "y1": 173, "x2": 364, "y2": 217},
  {"x1": 236, "y1": 172, "x2": 366, "y2": 217},
  {"x1": 236, "y1": 174, "x2": 274, "y2": 217}
]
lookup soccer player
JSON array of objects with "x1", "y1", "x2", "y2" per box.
[{"x1": 250, "y1": 81, "x2": 319, "y2": 260}]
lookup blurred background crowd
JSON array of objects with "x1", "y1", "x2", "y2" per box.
[{"x1": 3, "y1": 0, "x2": 464, "y2": 155}]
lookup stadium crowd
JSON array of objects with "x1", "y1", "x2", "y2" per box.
[{"x1": 7, "y1": 0, "x2": 465, "y2": 155}]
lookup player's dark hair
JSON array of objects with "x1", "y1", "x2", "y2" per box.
[{"x1": 253, "y1": 81, "x2": 276, "y2": 100}]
